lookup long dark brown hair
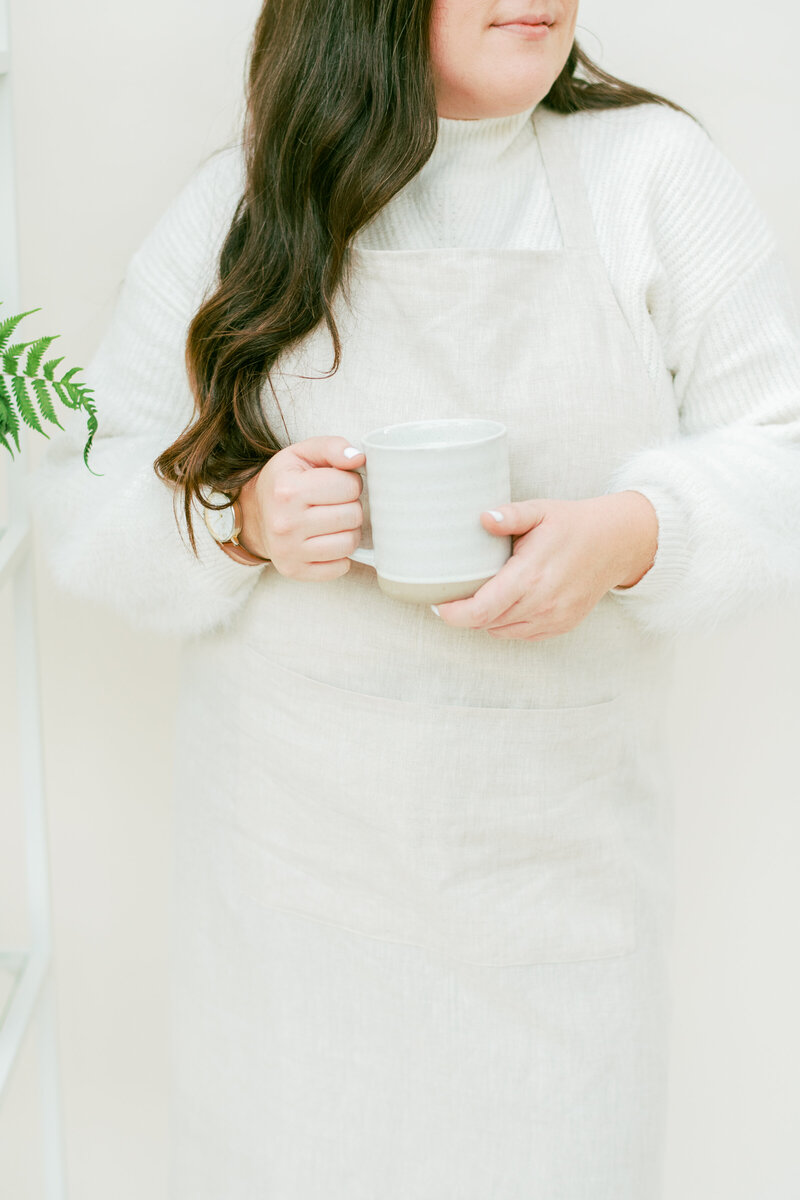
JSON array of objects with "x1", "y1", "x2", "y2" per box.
[{"x1": 153, "y1": 4, "x2": 691, "y2": 553}]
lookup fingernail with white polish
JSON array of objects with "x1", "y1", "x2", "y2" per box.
[
  {"x1": 343, "y1": 446, "x2": 362, "y2": 458},
  {"x1": 487, "y1": 510, "x2": 504, "y2": 522},
  {"x1": 431, "y1": 605, "x2": 440, "y2": 616}
]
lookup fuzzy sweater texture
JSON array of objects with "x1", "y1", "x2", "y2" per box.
[{"x1": 30, "y1": 100, "x2": 800, "y2": 639}]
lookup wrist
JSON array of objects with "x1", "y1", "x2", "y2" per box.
[
  {"x1": 599, "y1": 490, "x2": 658, "y2": 590},
  {"x1": 237, "y1": 474, "x2": 271, "y2": 561}
]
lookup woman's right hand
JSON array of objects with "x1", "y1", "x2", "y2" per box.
[{"x1": 236, "y1": 436, "x2": 366, "y2": 579}]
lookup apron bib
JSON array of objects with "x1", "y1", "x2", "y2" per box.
[{"x1": 186, "y1": 106, "x2": 681, "y2": 970}]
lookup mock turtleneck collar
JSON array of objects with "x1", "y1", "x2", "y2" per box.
[
  {"x1": 431, "y1": 100, "x2": 539, "y2": 166},
  {"x1": 352, "y1": 97, "x2": 543, "y2": 249}
]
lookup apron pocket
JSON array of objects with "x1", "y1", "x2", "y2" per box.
[{"x1": 227, "y1": 654, "x2": 637, "y2": 967}]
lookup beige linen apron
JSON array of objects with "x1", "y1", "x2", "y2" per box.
[{"x1": 169, "y1": 107, "x2": 681, "y2": 1198}]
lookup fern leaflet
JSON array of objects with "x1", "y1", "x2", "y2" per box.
[{"x1": 0, "y1": 301, "x2": 101, "y2": 470}]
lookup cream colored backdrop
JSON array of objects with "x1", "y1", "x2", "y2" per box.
[{"x1": 1, "y1": 1, "x2": 798, "y2": 1196}]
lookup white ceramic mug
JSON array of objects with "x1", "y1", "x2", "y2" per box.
[{"x1": 346, "y1": 417, "x2": 512, "y2": 604}]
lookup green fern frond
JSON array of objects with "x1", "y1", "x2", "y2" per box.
[
  {"x1": 11, "y1": 373, "x2": 45, "y2": 436},
  {"x1": 31, "y1": 378, "x2": 65, "y2": 431},
  {"x1": 82, "y1": 401, "x2": 99, "y2": 469},
  {"x1": 42, "y1": 356, "x2": 65, "y2": 380},
  {"x1": 52, "y1": 380, "x2": 75, "y2": 410},
  {"x1": 0, "y1": 301, "x2": 101, "y2": 471},
  {"x1": 0, "y1": 373, "x2": 21, "y2": 452},
  {"x1": 2, "y1": 342, "x2": 26, "y2": 375},
  {"x1": 25, "y1": 335, "x2": 59, "y2": 376},
  {"x1": 0, "y1": 307, "x2": 41, "y2": 353},
  {"x1": 63, "y1": 381, "x2": 86, "y2": 406}
]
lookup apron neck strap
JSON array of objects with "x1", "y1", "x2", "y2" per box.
[{"x1": 531, "y1": 106, "x2": 598, "y2": 252}]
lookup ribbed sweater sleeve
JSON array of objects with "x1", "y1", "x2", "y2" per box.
[
  {"x1": 603, "y1": 113, "x2": 800, "y2": 636},
  {"x1": 28, "y1": 146, "x2": 270, "y2": 638}
]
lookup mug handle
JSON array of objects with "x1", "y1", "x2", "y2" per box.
[
  {"x1": 346, "y1": 454, "x2": 376, "y2": 570},
  {"x1": 349, "y1": 544, "x2": 376, "y2": 568}
]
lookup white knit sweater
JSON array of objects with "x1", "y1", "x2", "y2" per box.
[{"x1": 30, "y1": 100, "x2": 800, "y2": 638}]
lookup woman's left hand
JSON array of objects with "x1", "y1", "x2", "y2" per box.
[{"x1": 432, "y1": 491, "x2": 658, "y2": 640}]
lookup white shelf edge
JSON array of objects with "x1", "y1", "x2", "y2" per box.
[{"x1": 0, "y1": 948, "x2": 50, "y2": 1100}]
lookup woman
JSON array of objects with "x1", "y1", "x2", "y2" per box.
[{"x1": 33, "y1": 0, "x2": 800, "y2": 1196}]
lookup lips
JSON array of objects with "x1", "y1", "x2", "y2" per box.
[{"x1": 492, "y1": 12, "x2": 554, "y2": 26}]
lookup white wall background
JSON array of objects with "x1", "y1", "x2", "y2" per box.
[{"x1": 1, "y1": 1, "x2": 798, "y2": 1196}]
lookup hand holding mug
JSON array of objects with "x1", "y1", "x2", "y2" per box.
[
  {"x1": 432, "y1": 491, "x2": 659, "y2": 639},
  {"x1": 239, "y1": 419, "x2": 513, "y2": 603},
  {"x1": 238, "y1": 435, "x2": 365, "y2": 579}
]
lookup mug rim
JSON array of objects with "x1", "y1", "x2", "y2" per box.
[{"x1": 361, "y1": 417, "x2": 506, "y2": 451}]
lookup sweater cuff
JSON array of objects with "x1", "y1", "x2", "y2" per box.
[{"x1": 602, "y1": 484, "x2": 693, "y2": 607}]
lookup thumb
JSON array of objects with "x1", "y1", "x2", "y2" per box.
[
  {"x1": 481, "y1": 498, "x2": 548, "y2": 536},
  {"x1": 290, "y1": 435, "x2": 365, "y2": 470}
]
